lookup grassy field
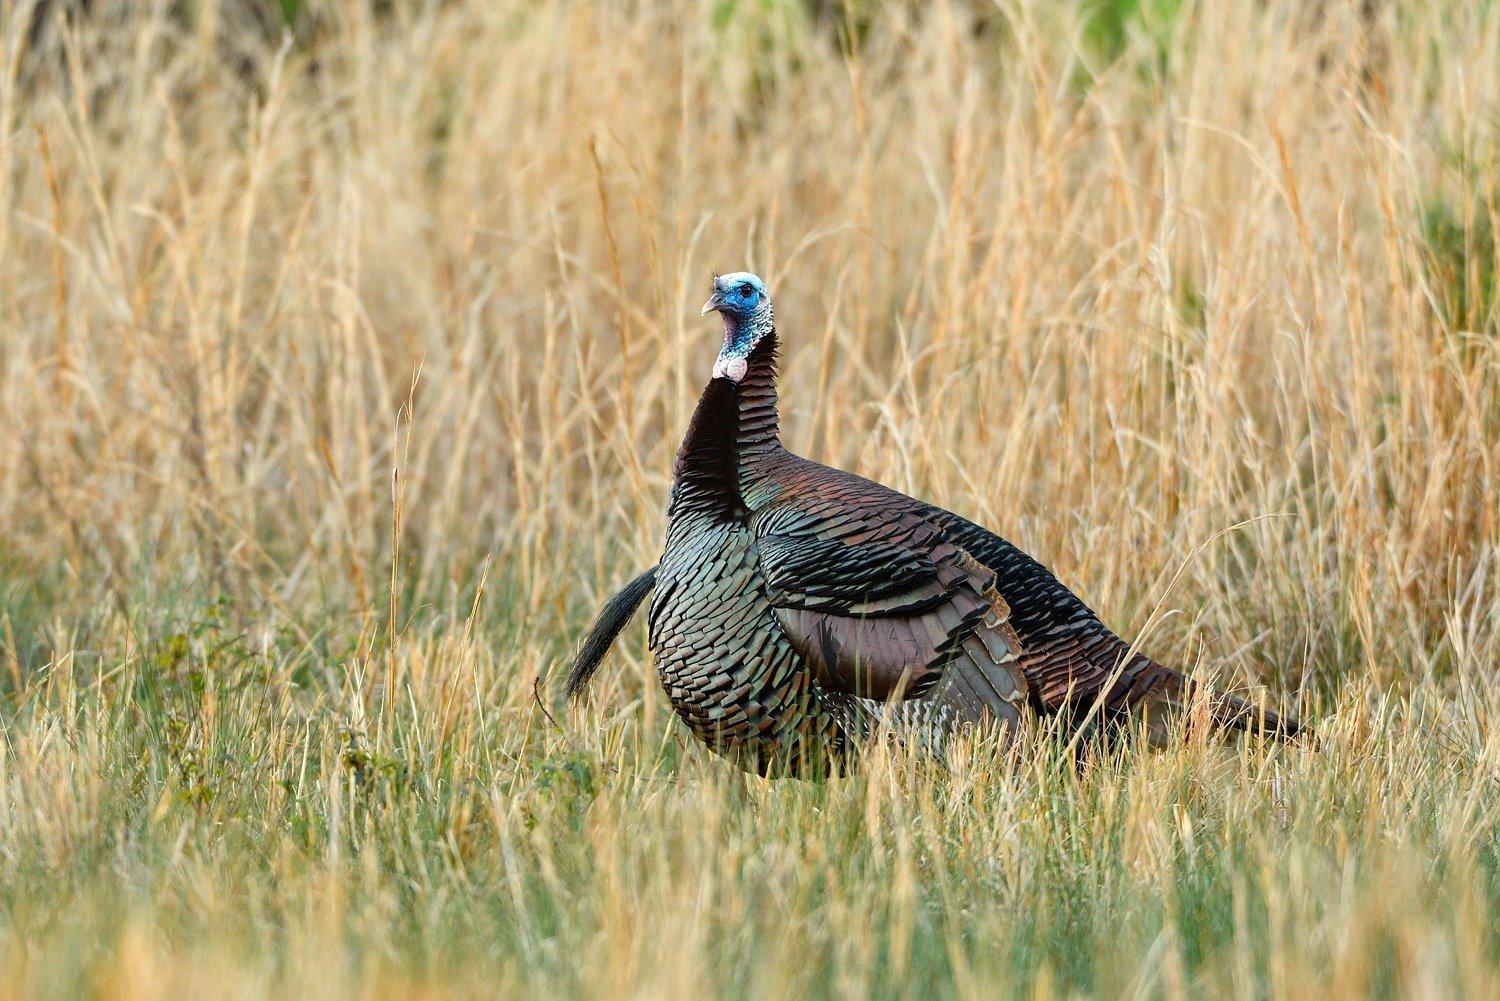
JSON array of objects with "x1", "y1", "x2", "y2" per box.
[{"x1": 0, "y1": 0, "x2": 1496, "y2": 996}]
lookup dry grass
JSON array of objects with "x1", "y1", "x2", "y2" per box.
[{"x1": 0, "y1": 0, "x2": 1496, "y2": 996}]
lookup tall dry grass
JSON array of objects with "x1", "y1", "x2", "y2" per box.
[{"x1": 0, "y1": 0, "x2": 1495, "y2": 996}]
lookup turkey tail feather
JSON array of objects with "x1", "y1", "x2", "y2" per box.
[
  {"x1": 565, "y1": 567, "x2": 657, "y2": 699},
  {"x1": 1131, "y1": 661, "x2": 1304, "y2": 742},
  {"x1": 1203, "y1": 685, "x2": 1303, "y2": 740}
]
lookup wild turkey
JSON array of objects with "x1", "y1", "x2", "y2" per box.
[{"x1": 567, "y1": 273, "x2": 1301, "y2": 773}]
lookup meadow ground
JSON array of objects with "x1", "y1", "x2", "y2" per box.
[{"x1": 0, "y1": 0, "x2": 1496, "y2": 996}]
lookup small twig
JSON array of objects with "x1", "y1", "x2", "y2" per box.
[{"x1": 532, "y1": 676, "x2": 561, "y2": 730}]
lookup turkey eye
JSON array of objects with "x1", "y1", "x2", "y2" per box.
[{"x1": 740, "y1": 285, "x2": 754, "y2": 298}]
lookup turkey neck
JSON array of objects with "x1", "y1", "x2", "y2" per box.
[
  {"x1": 668, "y1": 376, "x2": 742, "y2": 521},
  {"x1": 733, "y1": 332, "x2": 781, "y2": 460},
  {"x1": 669, "y1": 332, "x2": 782, "y2": 522}
]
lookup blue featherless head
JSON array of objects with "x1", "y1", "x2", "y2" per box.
[{"x1": 701, "y1": 272, "x2": 773, "y2": 383}]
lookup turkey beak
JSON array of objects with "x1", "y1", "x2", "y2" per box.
[{"x1": 701, "y1": 290, "x2": 726, "y2": 315}]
